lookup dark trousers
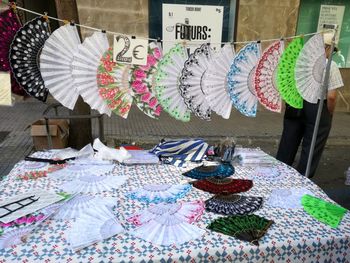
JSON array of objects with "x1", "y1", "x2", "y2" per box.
[{"x1": 276, "y1": 100, "x2": 333, "y2": 178}]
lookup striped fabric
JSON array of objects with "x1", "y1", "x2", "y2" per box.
[{"x1": 150, "y1": 139, "x2": 209, "y2": 167}]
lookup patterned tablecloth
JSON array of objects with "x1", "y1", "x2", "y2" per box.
[{"x1": 0, "y1": 149, "x2": 349, "y2": 262}]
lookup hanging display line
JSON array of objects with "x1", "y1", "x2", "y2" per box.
[{"x1": 4, "y1": 1, "x2": 332, "y2": 45}]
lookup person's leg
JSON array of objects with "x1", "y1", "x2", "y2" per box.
[{"x1": 297, "y1": 100, "x2": 332, "y2": 177}]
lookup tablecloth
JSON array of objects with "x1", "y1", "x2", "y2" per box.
[{"x1": 0, "y1": 149, "x2": 349, "y2": 263}]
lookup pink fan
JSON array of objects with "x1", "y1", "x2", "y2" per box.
[
  {"x1": 0, "y1": 8, "x2": 25, "y2": 96},
  {"x1": 254, "y1": 41, "x2": 284, "y2": 112}
]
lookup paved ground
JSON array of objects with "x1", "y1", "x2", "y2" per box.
[{"x1": 0, "y1": 99, "x2": 349, "y2": 208}]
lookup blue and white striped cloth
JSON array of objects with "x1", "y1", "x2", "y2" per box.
[{"x1": 150, "y1": 139, "x2": 209, "y2": 167}]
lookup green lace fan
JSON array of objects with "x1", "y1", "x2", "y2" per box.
[
  {"x1": 207, "y1": 214, "x2": 274, "y2": 246},
  {"x1": 276, "y1": 37, "x2": 304, "y2": 109},
  {"x1": 301, "y1": 194, "x2": 347, "y2": 228}
]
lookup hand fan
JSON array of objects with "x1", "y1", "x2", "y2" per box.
[
  {"x1": 205, "y1": 193, "x2": 263, "y2": 215},
  {"x1": 61, "y1": 174, "x2": 128, "y2": 194},
  {"x1": 227, "y1": 42, "x2": 261, "y2": 117},
  {"x1": 40, "y1": 23, "x2": 81, "y2": 110},
  {"x1": 131, "y1": 211, "x2": 205, "y2": 246},
  {"x1": 155, "y1": 43, "x2": 191, "y2": 122},
  {"x1": 0, "y1": 226, "x2": 33, "y2": 249},
  {"x1": 68, "y1": 206, "x2": 124, "y2": 251},
  {"x1": 126, "y1": 183, "x2": 192, "y2": 204},
  {"x1": 192, "y1": 177, "x2": 253, "y2": 194},
  {"x1": 127, "y1": 201, "x2": 205, "y2": 226},
  {"x1": 207, "y1": 214, "x2": 274, "y2": 246},
  {"x1": 130, "y1": 42, "x2": 162, "y2": 119},
  {"x1": 276, "y1": 37, "x2": 304, "y2": 109},
  {"x1": 183, "y1": 163, "x2": 234, "y2": 180},
  {"x1": 15, "y1": 161, "x2": 66, "y2": 180},
  {"x1": 266, "y1": 188, "x2": 313, "y2": 209},
  {"x1": 254, "y1": 40, "x2": 284, "y2": 112},
  {"x1": 295, "y1": 33, "x2": 326, "y2": 103},
  {"x1": 0, "y1": 8, "x2": 25, "y2": 96},
  {"x1": 9, "y1": 16, "x2": 51, "y2": 101},
  {"x1": 301, "y1": 194, "x2": 348, "y2": 228},
  {"x1": 202, "y1": 44, "x2": 235, "y2": 119},
  {"x1": 97, "y1": 48, "x2": 133, "y2": 118},
  {"x1": 179, "y1": 43, "x2": 214, "y2": 120},
  {"x1": 72, "y1": 31, "x2": 111, "y2": 116}
]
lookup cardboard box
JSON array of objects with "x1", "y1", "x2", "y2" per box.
[{"x1": 31, "y1": 119, "x2": 69, "y2": 150}]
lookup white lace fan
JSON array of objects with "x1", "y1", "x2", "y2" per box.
[
  {"x1": 227, "y1": 42, "x2": 262, "y2": 117},
  {"x1": 179, "y1": 43, "x2": 214, "y2": 120},
  {"x1": 0, "y1": 226, "x2": 33, "y2": 249},
  {"x1": 295, "y1": 33, "x2": 326, "y2": 103},
  {"x1": 254, "y1": 40, "x2": 284, "y2": 112},
  {"x1": 155, "y1": 43, "x2": 191, "y2": 122},
  {"x1": 61, "y1": 174, "x2": 128, "y2": 194},
  {"x1": 202, "y1": 44, "x2": 235, "y2": 119},
  {"x1": 72, "y1": 31, "x2": 111, "y2": 116},
  {"x1": 40, "y1": 23, "x2": 81, "y2": 110},
  {"x1": 68, "y1": 206, "x2": 123, "y2": 251}
]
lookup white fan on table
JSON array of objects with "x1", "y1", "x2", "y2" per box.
[
  {"x1": 155, "y1": 43, "x2": 191, "y2": 122},
  {"x1": 202, "y1": 44, "x2": 235, "y2": 119},
  {"x1": 227, "y1": 42, "x2": 262, "y2": 117},
  {"x1": 40, "y1": 23, "x2": 81, "y2": 110},
  {"x1": 254, "y1": 40, "x2": 284, "y2": 113},
  {"x1": 179, "y1": 43, "x2": 214, "y2": 121},
  {"x1": 72, "y1": 31, "x2": 111, "y2": 116},
  {"x1": 295, "y1": 33, "x2": 326, "y2": 103}
]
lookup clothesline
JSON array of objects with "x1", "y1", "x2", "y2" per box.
[{"x1": 3, "y1": 1, "x2": 333, "y2": 45}]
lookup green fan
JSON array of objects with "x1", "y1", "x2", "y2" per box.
[
  {"x1": 301, "y1": 194, "x2": 348, "y2": 228},
  {"x1": 276, "y1": 37, "x2": 304, "y2": 109},
  {"x1": 207, "y1": 214, "x2": 274, "y2": 246}
]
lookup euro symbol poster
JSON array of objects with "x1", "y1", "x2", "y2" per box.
[
  {"x1": 162, "y1": 4, "x2": 224, "y2": 53},
  {"x1": 113, "y1": 35, "x2": 148, "y2": 65}
]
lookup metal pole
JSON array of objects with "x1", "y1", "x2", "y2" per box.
[{"x1": 305, "y1": 30, "x2": 337, "y2": 178}]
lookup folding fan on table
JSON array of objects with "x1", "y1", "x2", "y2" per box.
[
  {"x1": 202, "y1": 44, "x2": 235, "y2": 119},
  {"x1": 301, "y1": 194, "x2": 348, "y2": 228},
  {"x1": 192, "y1": 177, "x2": 253, "y2": 194},
  {"x1": 0, "y1": 7, "x2": 25, "y2": 96},
  {"x1": 207, "y1": 214, "x2": 274, "y2": 246},
  {"x1": 9, "y1": 16, "x2": 51, "y2": 101},
  {"x1": 183, "y1": 163, "x2": 235, "y2": 180},
  {"x1": 295, "y1": 34, "x2": 326, "y2": 103},
  {"x1": 227, "y1": 42, "x2": 261, "y2": 117},
  {"x1": 97, "y1": 48, "x2": 133, "y2": 118},
  {"x1": 155, "y1": 43, "x2": 191, "y2": 122},
  {"x1": 40, "y1": 23, "x2": 81, "y2": 110},
  {"x1": 130, "y1": 42, "x2": 162, "y2": 119},
  {"x1": 254, "y1": 40, "x2": 284, "y2": 112},
  {"x1": 276, "y1": 37, "x2": 304, "y2": 109},
  {"x1": 72, "y1": 31, "x2": 111, "y2": 116},
  {"x1": 179, "y1": 43, "x2": 214, "y2": 121}
]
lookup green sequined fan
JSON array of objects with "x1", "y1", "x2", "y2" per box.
[
  {"x1": 276, "y1": 37, "x2": 304, "y2": 109},
  {"x1": 207, "y1": 214, "x2": 274, "y2": 246},
  {"x1": 301, "y1": 194, "x2": 348, "y2": 228}
]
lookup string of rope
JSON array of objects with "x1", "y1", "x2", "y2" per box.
[{"x1": 4, "y1": 1, "x2": 332, "y2": 45}]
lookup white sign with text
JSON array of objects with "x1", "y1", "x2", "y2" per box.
[
  {"x1": 113, "y1": 35, "x2": 148, "y2": 65},
  {"x1": 317, "y1": 5, "x2": 345, "y2": 44}
]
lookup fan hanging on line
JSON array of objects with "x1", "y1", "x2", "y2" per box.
[
  {"x1": 40, "y1": 23, "x2": 81, "y2": 110},
  {"x1": 9, "y1": 16, "x2": 51, "y2": 101},
  {"x1": 227, "y1": 42, "x2": 261, "y2": 117},
  {"x1": 295, "y1": 33, "x2": 326, "y2": 103},
  {"x1": 155, "y1": 43, "x2": 191, "y2": 122},
  {"x1": 130, "y1": 42, "x2": 163, "y2": 119},
  {"x1": 179, "y1": 43, "x2": 214, "y2": 121},
  {"x1": 254, "y1": 40, "x2": 284, "y2": 112},
  {"x1": 276, "y1": 37, "x2": 304, "y2": 109},
  {"x1": 97, "y1": 48, "x2": 133, "y2": 119},
  {"x1": 202, "y1": 44, "x2": 235, "y2": 119},
  {"x1": 72, "y1": 31, "x2": 111, "y2": 116},
  {"x1": 0, "y1": 7, "x2": 25, "y2": 96}
]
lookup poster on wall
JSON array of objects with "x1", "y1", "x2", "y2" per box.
[
  {"x1": 162, "y1": 4, "x2": 224, "y2": 53},
  {"x1": 317, "y1": 5, "x2": 345, "y2": 44}
]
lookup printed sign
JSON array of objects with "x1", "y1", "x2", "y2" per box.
[
  {"x1": 113, "y1": 35, "x2": 148, "y2": 65},
  {"x1": 162, "y1": 4, "x2": 224, "y2": 53},
  {"x1": 317, "y1": 5, "x2": 345, "y2": 44},
  {"x1": 0, "y1": 72, "x2": 12, "y2": 106}
]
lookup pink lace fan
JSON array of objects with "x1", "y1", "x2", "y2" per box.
[{"x1": 254, "y1": 40, "x2": 284, "y2": 112}]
